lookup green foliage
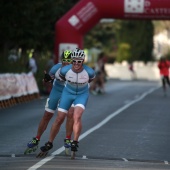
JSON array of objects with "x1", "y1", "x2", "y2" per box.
[
  {"x1": 84, "y1": 22, "x2": 116, "y2": 54},
  {"x1": 0, "y1": 0, "x2": 78, "y2": 92},
  {"x1": 84, "y1": 20, "x2": 154, "y2": 63},
  {"x1": 117, "y1": 43, "x2": 131, "y2": 62},
  {"x1": 0, "y1": 0, "x2": 78, "y2": 55},
  {"x1": 115, "y1": 20, "x2": 154, "y2": 62}
]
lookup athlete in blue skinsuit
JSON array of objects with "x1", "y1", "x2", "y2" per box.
[
  {"x1": 24, "y1": 50, "x2": 74, "y2": 154},
  {"x1": 39, "y1": 48, "x2": 95, "y2": 158}
]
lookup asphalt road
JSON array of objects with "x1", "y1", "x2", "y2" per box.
[{"x1": 0, "y1": 79, "x2": 170, "y2": 170}]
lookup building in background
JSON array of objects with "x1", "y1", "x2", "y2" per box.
[{"x1": 153, "y1": 29, "x2": 170, "y2": 60}]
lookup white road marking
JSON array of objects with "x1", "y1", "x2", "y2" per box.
[
  {"x1": 27, "y1": 86, "x2": 160, "y2": 170},
  {"x1": 82, "y1": 155, "x2": 88, "y2": 159},
  {"x1": 164, "y1": 161, "x2": 169, "y2": 164},
  {"x1": 122, "y1": 158, "x2": 128, "y2": 162},
  {"x1": 11, "y1": 154, "x2": 15, "y2": 158}
]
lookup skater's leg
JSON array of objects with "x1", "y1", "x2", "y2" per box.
[
  {"x1": 25, "y1": 94, "x2": 58, "y2": 155},
  {"x1": 25, "y1": 111, "x2": 53, "y2": 154},
  {"x1": 36, "y1": 111, "x2": 53, "y2": 139},
  {"x1": 70, "y1": 93, "x2": 88, "y2": 157},
  {"x1": 48, "y1": 111, "x2": 66, "y2": 142},
  {"x1": 69, "y1": 106, "x2": 83, "y2": 158},
  {"x1": 37, "y1": 112, "x2": 65, "y2": 157},
  {"x1": 162, "y1": 76, "x2": 166, "y2": 93},
  {"x1": 165, "y1": 76, "x2": 170, "y2": 87},
  {"x1": 65, "y1": 106, "x2": 74, "y2": 138},
  {"x1": 64, "y1": 106, "x2": 74, "y2": 150},
  {"x1": 35, "y1": 93, "x2": 59, "y2": 140},
  {"x1": 90, "y1": 76, "x2": 98, "y2": 95},
  {"x1": 72, "y1": 106, "x2": 83, "y2": 141}
]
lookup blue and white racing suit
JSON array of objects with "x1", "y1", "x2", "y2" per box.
[
  {"x1": 58, "y1": 64, "x2": 95, "y2": 113},
  {"x1": 45, "y1": 63, "x2": 65, "y2": 113}
]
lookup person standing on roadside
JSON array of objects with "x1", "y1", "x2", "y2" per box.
[
  {"x1": 128, "y1": 62, "x2": 137, "y2": 80},
  {"x1": 158, "y1": 56, "x2": 170, "y2": 95},
  {"x1": 28, "y1": 52, "x2": 38, "y2": 75},
  {"x1": 90, "y1": 53, "x2": 106, "y2": 94}
]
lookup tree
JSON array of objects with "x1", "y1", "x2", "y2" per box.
[
  {"x1": 0, "y1": 0, "x2": 78, "y2": 57},
  {"x1": 117, "y1": 43, "x2": 131, "y2": 62},
  {"x1": 0, "y1": 0, "x2": 79, "y2": 92},
  {"x1": 115, "y1": 20, "x2": 154, "y2": 62}
]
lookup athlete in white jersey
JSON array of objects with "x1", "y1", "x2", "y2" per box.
[{"x1": 39, "y1": 48, "x2": 95, "y2": 158}]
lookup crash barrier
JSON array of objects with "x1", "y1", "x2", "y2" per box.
[
  {"x1": 105, "y1": 61, "x2": 160, "y2": 81},
  {"x1": 0, "y1": 72, "x2": 39, "y2": 109}
]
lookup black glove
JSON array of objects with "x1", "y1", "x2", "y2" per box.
[{"x1": 44, "y1": 73, "x2": 53, "y2": 82}]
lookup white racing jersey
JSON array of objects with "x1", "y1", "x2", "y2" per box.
[{"x1": 59, "y1": 64, "x2": 95, "y2": 95}]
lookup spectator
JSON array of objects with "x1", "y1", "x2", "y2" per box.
[
  {"x1": 157, "y1": 56, "x2": 170, "y2": 95},
  {"x1": 46, "y1": 54, "x2": 55, "y2": 73},
  {"x1": 90, "y1": 53, "x2": 106, "y2": 94},
  {"x1": 128, "y1": 62, "x2": 137, "y2": 80},
  {"x1": 28, "y1": 52, "x2": 38, "y2": 75}
]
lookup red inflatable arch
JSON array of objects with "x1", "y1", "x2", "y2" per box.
[{"x1": 55, "y1": 0, "x2": 170, "y2": 63}]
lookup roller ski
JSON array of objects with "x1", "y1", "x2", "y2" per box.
[
  {"x1": 64, "y1": 138, "x2": 72, "y2": 156},
  {"x1": 24, "y1": 137, "x2": 39, "y2": 155},
  {"x1": 70, "y1": 141, "x2": 79, "y2": 159},
  {"x1": 36, "y1": 141, "x2": 53, "y2": 158}
]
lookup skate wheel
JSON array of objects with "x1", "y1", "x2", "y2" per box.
[
  {"x1": 24, "y1": 149, "x2": 28, "y2": 155},
  {"x1": 28, "y1": 148, "x2": 33, "y2": 153},
  {"x1": 71, "y1": 151, "x2": 76, "y2": 159},
  {"x1": 65, "y1": 148, "x2": 70, "y2": 156},
  {"x1": 24, "y1": 148, "x2": 32, "y2": 155},
  {"x1": 36, "y1": 151, "x2": 48, "y2": 158},
  {"x1": 33, "y1": 148, "x2": 36, "y2": 152},
  {"x1": 33, "y1": 146, "x2": 38, "y2": 152}
]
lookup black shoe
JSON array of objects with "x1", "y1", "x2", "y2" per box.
[
  {"x1": 71, "y1": 141, "x2": 79, "y2": 152},
  {"x1": 40, "y1": 141, "x2": 53, "y2": 152}
]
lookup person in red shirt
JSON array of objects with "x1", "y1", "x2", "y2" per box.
[{"x1": 158, "y1": 57, "x2": 170, "y2": 94}]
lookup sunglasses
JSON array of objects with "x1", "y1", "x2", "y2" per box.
[
  {"x1": 62, "y1": 59, "x2": 72, "y2": 63},
  {"x1": 72, "y1": 60, "x2": 83, "y2": 64}
]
